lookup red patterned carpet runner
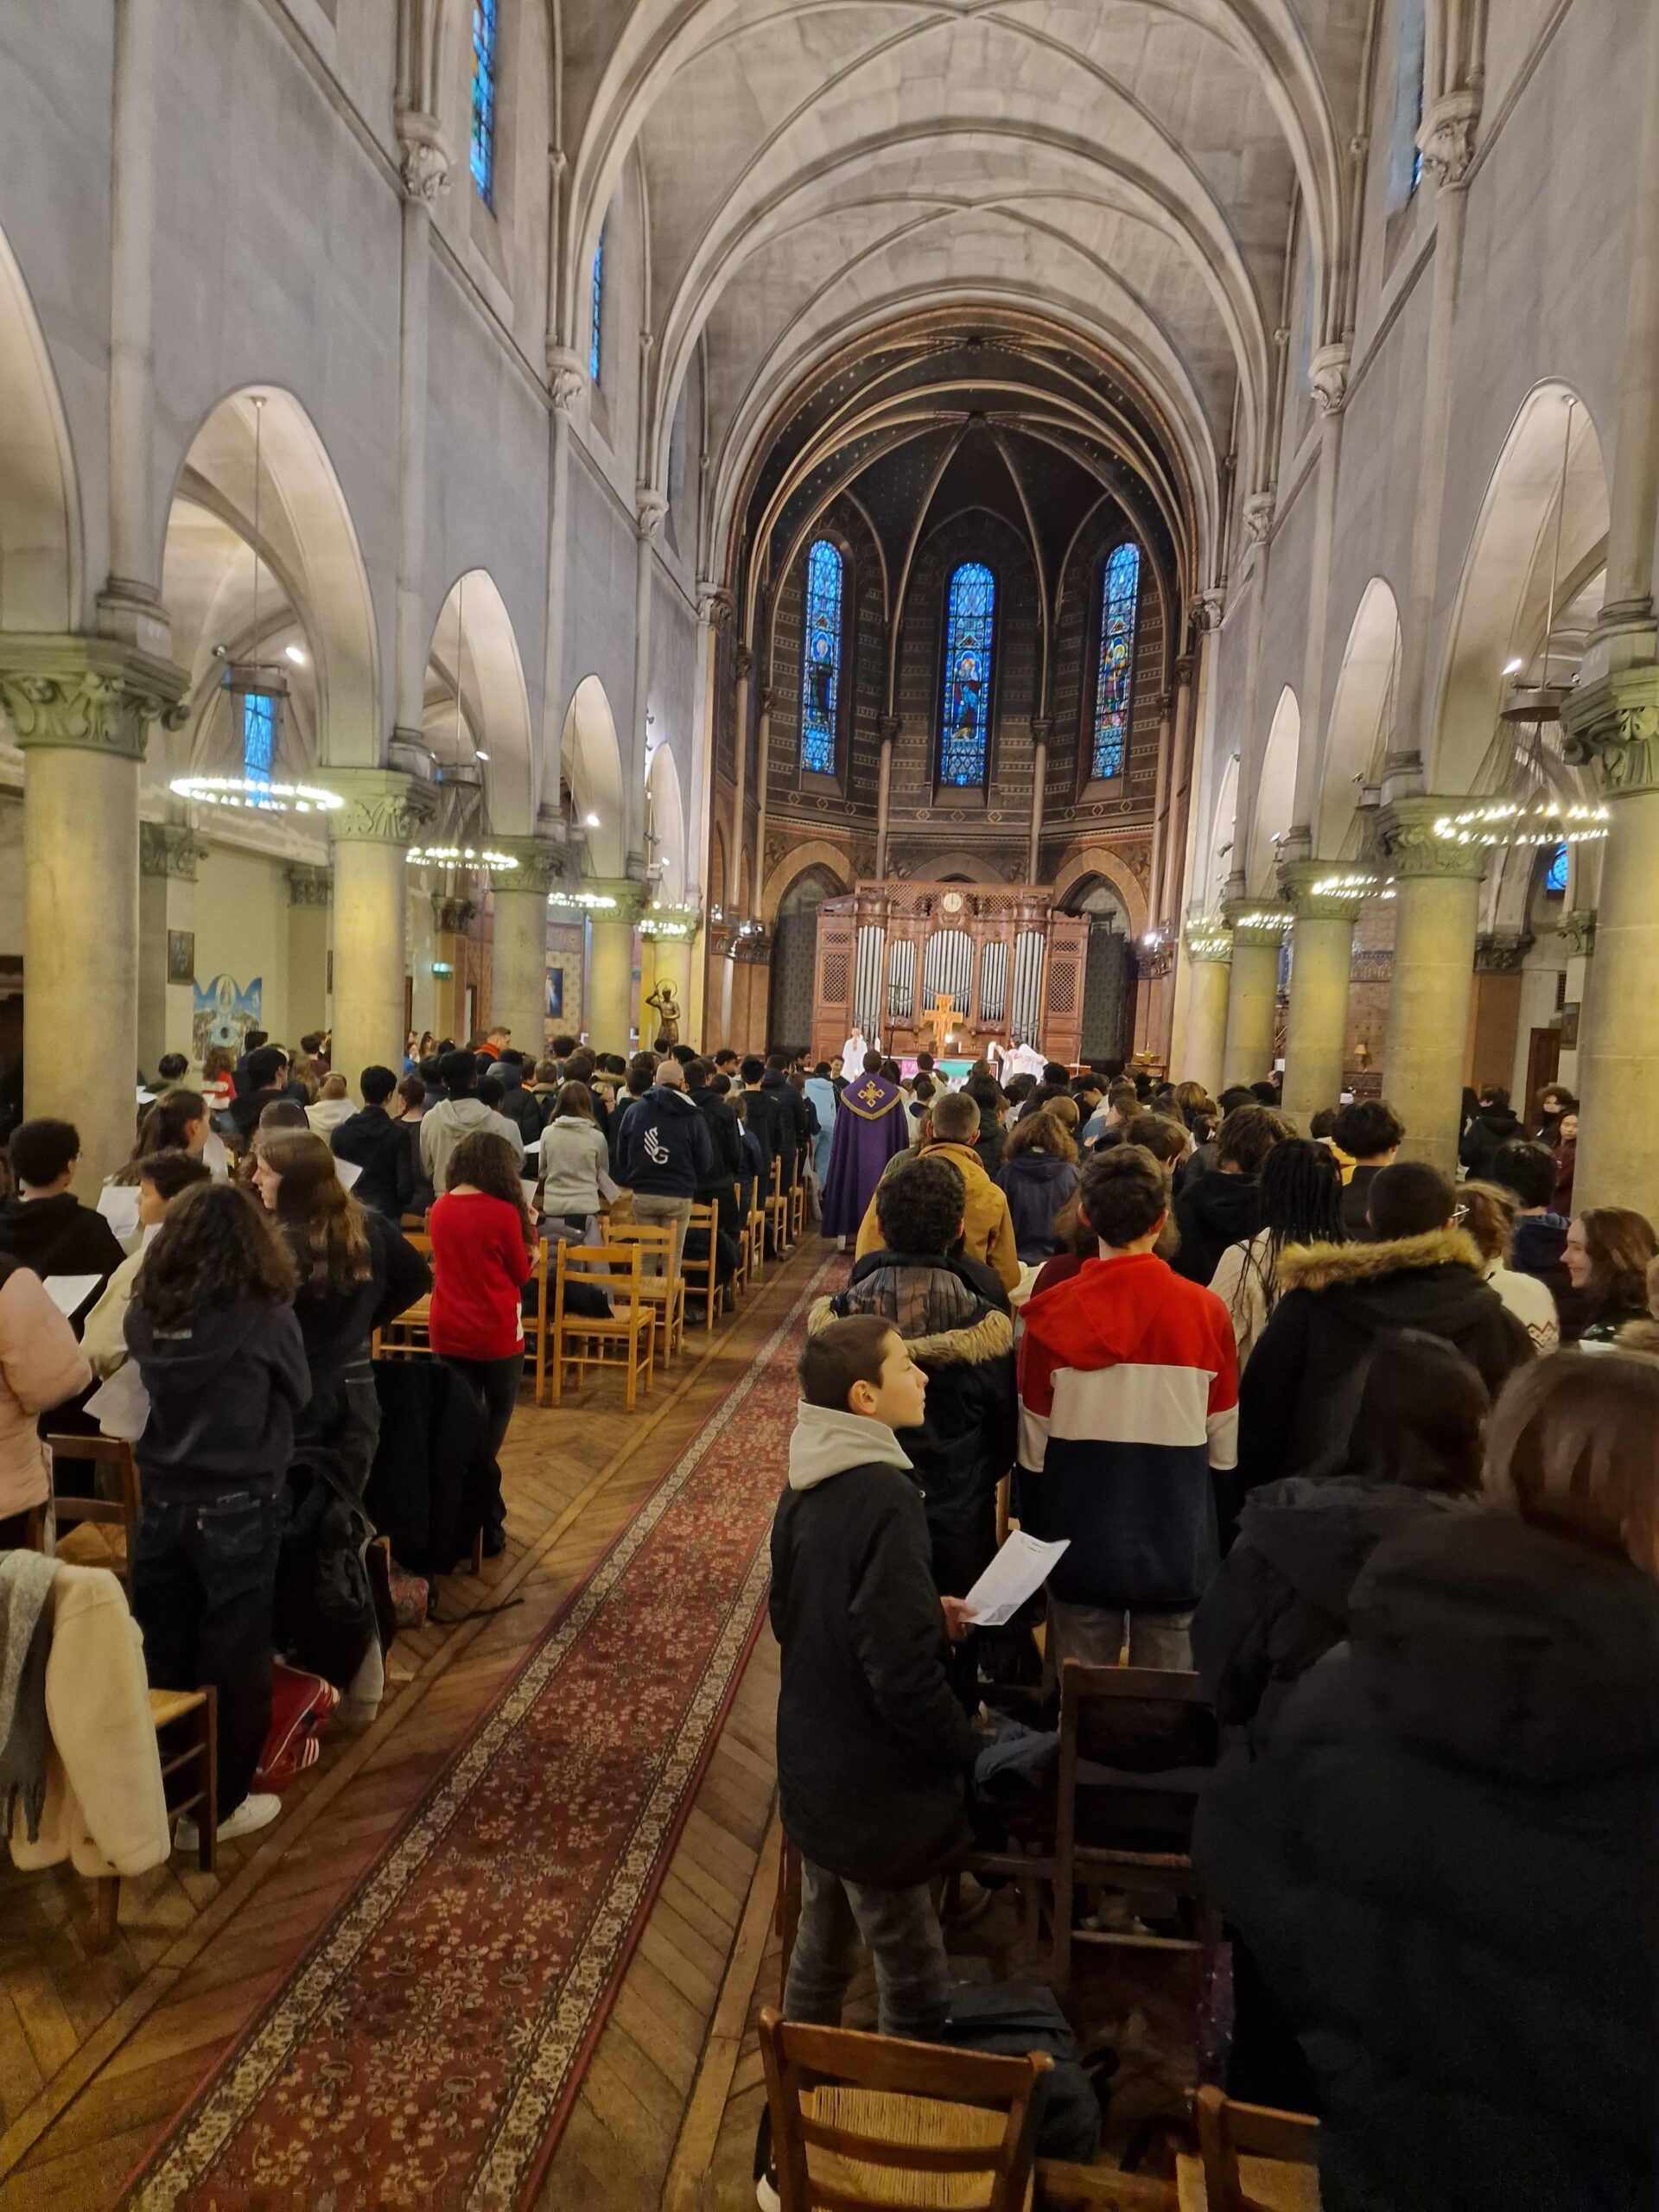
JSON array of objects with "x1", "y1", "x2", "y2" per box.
[{"x1": 124, "y1": 1255, "x2": 839, "y2": 2210}]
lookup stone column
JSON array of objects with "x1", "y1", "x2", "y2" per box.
[
  {"x1": 728, "y1": 643, "x2": 752, "y2": 907},
  {"x1": 1554, "y1": 906, "x2": 1596, "y2": 1095},
  {"x1": 643, "y1": 916, "x2": 697, "y2": 1047},
  {"x1": 1377, "y1": 798, "x2": 1489, "y2": 1175},
  {"x1": 285, "y1": 861, "x2": 332, "y2": 1043},
  {"x1": 583, "y1": 879, "x2": 644, "y2": 1052},
  {"x1": 751, "y1": 687, "x2": 775, "y2": 916},
  {"x1": 1160, "y1": 653, "x2": 1198, "y2": 926},
  {"x1": 138, "y1": 822, "x2": 207, "y2": 1071},
  {"x1": 1287, "y1": 353, "x2": 1351, "y2": 841},
  {"x1": 1027, "y1": 716, "x2": 1051, "y2": 881},
  {"x1": 875, "y1": 712, "x2": 899, "y2": 877},
  {"x1": 1279, "y1": 862, "x2": 1363, "y2": 1125},
  {"x1": 322, "y1": 767, "x2": 435, "y2": 1089},
  {"x1": 0, "y1": 639, "x2": 185, "y2": 1185},
  {"x1": 391, "y1": 115, "x2": 450, "y2": 751},
  {"x1": 1181, "y1": 921, "x2": 1232, "y2": 1098},
  {"x1": 1220, "y1": 903, "x2": 1287, "y2": 1090},
  {"x1": 107, "y1": 0, "x2": 163, "y2": 610},
  {"x1": 629, "y1": 493, "x2": 667, "y2": 873},
  {"x1": 490, "y1": 837, "x2": 565, "y2": 1061}
]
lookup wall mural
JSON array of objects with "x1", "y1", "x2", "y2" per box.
[{"x1": 193, "y1": 973, "x2": 263, "y2": 1060}]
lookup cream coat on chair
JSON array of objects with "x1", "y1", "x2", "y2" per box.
[{"x1": 7, "y1": 1564, "x2": 170, "y2": 1878}]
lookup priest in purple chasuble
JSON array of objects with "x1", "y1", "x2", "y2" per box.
[{"x1": 821, "y1": 1058, "x2": 910, "y2": 1239}]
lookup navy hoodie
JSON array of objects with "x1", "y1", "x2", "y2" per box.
[
  {"x1": 620, "y1": 1084, "x2": 715, "y2": 1198},
  {"x1": 125, "y1": 1300, "x2": 310, "y2": 1496}
]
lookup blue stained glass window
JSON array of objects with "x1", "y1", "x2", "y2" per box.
[
  {"x1": 799, "y1": 539, "x2": 843, "y2": 775},
  {"x1": 470, "y1": 0, "x2": 498, "y2": 207},
  {"x1": 939, "y1": 562, "x2": 995, "y2": 787},
  {"x1": 242, "y1": 692, "x2": 276, "y2": 797},
  {"x1": 589, "y1": 230, "x2": 605, "y2": 384},
  {"x1": 1544, "y1": 840, "x2": 1568, "y2": 896},
  {"x1": 1092, "y1": 542, "x2": 1141, "y2": 779}
]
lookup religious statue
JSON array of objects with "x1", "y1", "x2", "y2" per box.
[
  {"x1": 645, "y1": 980, "x2": 681, "y2": 1050},
  {"x1": 924, "y1": 993, "x2": 957, "y2": 1059}
]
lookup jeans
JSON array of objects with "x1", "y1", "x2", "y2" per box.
[
  {"x1": 631, "y1": 1191, "x2": 693, "y2": 1276},
  {"x1": 1046, "y1": 1595, "x2": 1196, "y2": 1674},
  {"x1": 442, "y1": 1353, "x2": 523, "y2": 1536},
  {"x1": 130, "y1": 1486, "x2": 283, "y2": 1817},
  {"x1": 783, "y1": 1857, "x2": 950, "y2": 2040}
]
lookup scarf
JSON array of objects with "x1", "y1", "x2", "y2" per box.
[{"x1": 0, "y1": 1548, "x2": 59, "y2": 1845}]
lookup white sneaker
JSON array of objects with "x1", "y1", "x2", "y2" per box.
[{"x1": 174, "y1": 1791, "x2": 283, "y2": 1852}]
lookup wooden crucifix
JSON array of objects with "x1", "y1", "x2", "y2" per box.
[{"x1": 924, "y1": 992, "x2": 957, "y2": 1058}]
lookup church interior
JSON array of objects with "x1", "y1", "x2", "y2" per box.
[{"x1": 3, "y1": 2, "x2": 1658, "y2": 2206}]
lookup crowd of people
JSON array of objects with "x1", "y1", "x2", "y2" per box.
[{"x1": 3, "y1": 1017, "x2": 1652, "y2": 2206}]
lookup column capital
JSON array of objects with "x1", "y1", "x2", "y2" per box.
[
  {"x1": 547, "y1": 345, "x2": 587, "y2": 412},
  {"x1": 1279, "y1": 857, "x2": 1367, "y2": 920},
  {"x1": 1029, "y1": 715, "x2": 1053, "y2": 746},
  {"x1": 394, "y1": 110, "x2": 451, "y2": 201},
  {"x1": 878, "y1": 713, "x2": 901, "y2": 745},
  {"x1": 0, "y1": 634, "x2": 187, "y2": 760},
  {"x1": 1173, "y1": 653, "x2": 1195, "y2": 689},
  {"x1": 320, "y1": 766, "x2": 438, "y2": 845},
  {"x1": 1416, "y1": 86, "x2": 1480, "y2": 189},
  {"x1": 1184, "y1": 915, "x2": 1233, "y2": 965},
  {"x1": 639, "y1": 899, "x2": 702, "y2": 947},
  {"x1": 1557, "y1": 907, "x2": 1598, "y2": 959},
  {"x1": 1309, "y1": 340, "x2": 1352, "y2": 416},
  {"x1": 697, "y1": 583, "x2": 734, "y2": 631},
  {"x1": 1376, "y1": 796, "x2": 1493, "y2": 880},
  {"x1": 286, "y1": 861, "x2": 334, "y2": 907},
  {"x1": 491, "y1": 835, "x2": 569, "y2": 895},
  {"x1": 1560, "y1": 664, "x2": 1659, "y2": 797},
  {"x1": 757, "y1": 686, "x2": 776, "y2": 719},
  {"x1": 1473, "y1": 929, "x2": 1534, "y2": 975},
  {"x1": 733, "y1": 642, "x2": 753, "y2": 683},
  {"x1": 140, "y1": 820, "x2": 207, "y2": 880},
  {"x1": 1243, "y1": 491, "x2": 1274, "y2": 544},
  {"x1": 1221, "y1": 897, "x2": 1292, "y2": 938},
  {"x1": 1194, "y1": 590, "x2": 1225, "y2": 633},
  {"x1": 552, "y1": 875, "x2": 648, "y2": 925},
  {"x1": 636, "y1": 491, "x2": 669, "y2": 544}
]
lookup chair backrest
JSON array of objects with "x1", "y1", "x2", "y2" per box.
[
  {"x1": 554, "y1": 1239, "x2": 644, "y2": 1319},
  {"x1": 404, "y1": 1230, "x2": 434, "y2": 1255},
  {"x1": 47, "y1": 1434, "x2": 142, "y2": 1525},
  {"x1": 1036, "y1": 2158, "x2": 1179, "y2": 2209},
  {"x1": 760, "y1": 2008, "x2": 1049, "y2": 2212},
  {"x1": 1193, "y1": 2085, "x2": 1319, "y2": 2212},
  {"x1": 1059, "y1": 1661, "x2": 1217, "y2": 1850}
]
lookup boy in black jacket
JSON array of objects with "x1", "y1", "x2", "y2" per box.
[{"x1": 770, "y1": 1313, "x2": 977, "y2": 2046}]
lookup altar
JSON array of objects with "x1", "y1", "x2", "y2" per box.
[{"x1": 810, "y1": 881, "x2": 1090, "y2": 1067}]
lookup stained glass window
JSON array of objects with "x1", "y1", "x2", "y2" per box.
[
  {"x1": 800, "y1": 539, "x2": 843, "y2": 775},
  {"x1": 470, "y1": 0, "x2": 498, "y2": 207},
  {"x1": 939, "y1": 562, "x2": 995, "y2": 788},
  {"x1": 1544, "y1": 840, "x2": 1568, "y2": 896},
  {"x1": 1091, "y1": 542, "x2": 1140, "y2": 780},
  {"x1": 242, "y1": 692, "x2": 276, "y2": 797},
  {"x1": 589, "y1": 229, "x2": 605, "y2": 384}
]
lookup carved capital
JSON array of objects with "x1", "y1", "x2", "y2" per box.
[
  {"x1": 558, "y1": 874, "x2": 648, "y2": 926},
  {"x1": 1029, "y1": 716, "x2": 1053, "y2": 747},
  {"x1": 1560, "y1": 665, "x2": 1659, "y2": 798},
  {"x1": 1376, "y1": 796, "x2": 1493, "y2": 880},
  {"x1": 1222, "y1": 898, "x2": 1292, "y2": 938},
  {"x1": 1279, "y1": 858, "x2": 1366, "y2": 922},
  {"x1": 396, "y1": 111, "x2": 452, "y2": 202},
  {"x1": 285, "y1": 861, "x2": 334, "y2": 907},
  {"x1": 1557, "y1": 907, "x2": 1598, "y2": 959},
  {"x1": 1309, "y1": 340, "x2": 1351, "y2": 416},
  {"x1": 546, "y1": 345, "x2": 587, "y2": 413},
  {"x1": 140, "y1": 821, "x2": 208, "y2": 880},
  {"x1": 878, "y1": 714, "x2": 901, "y2": 746},
  {"x1": 1184, "y1": 917, "x2": 1233, "y2": 966},
  {"x1": 321, "y1": 767, "x2": 439, "y2": 847},
  {"x1": 1194, "y1": 591, "x2": 1224, "y2": 634},
  {"x1": 636, "y1": 491, "x2": 668, "y2": 545},
  {"x1": 0, "y1": 635, "x2": 188, "y2": 760},
  {"x1": 1417, "y1": 87, "x2": 1481, "y2": 188},
  {"x1": 734, "y1": 643, "x2": 754, "y2": 683},
  {"x1": 1243, "y1": 492, "x2": 1274, "y2": 545},
  {"x1": 491, "y1": 835, "x2": 569, "y2": 896},
  {"x1": 757, "y1": 687, "x2": 776, "y2": 721},
  {"x1": 1474, "y1": 929, "x2": 1534, "y2": 975},
  {"x1": 1174, "y1": 654, "x2": 1195, "y2": 690},
  {"x1": 698, "y1": 583, "x2": 734, "y2": 631}
]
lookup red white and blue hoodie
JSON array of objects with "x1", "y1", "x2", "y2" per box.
[{"x1": 1016, "y1": 1251, "x2": 1239, "y2": 1611}]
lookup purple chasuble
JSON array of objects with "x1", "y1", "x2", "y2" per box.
[{"x1": 821, "y1": 1073, "x2": 909, "y2": 1237}]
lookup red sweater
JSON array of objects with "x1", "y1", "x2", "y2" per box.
[{"x1": 429, "y1": 1191, "x2": 531, "y2": 1360}]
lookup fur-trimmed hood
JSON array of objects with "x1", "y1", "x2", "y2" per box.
[
  {"x1": 1276, "y1": 1226, "x2": 1484, "y2": 1296},
  {"x1": 1617, "y1": 1317, "x2": 1659, "y2": 1357}
]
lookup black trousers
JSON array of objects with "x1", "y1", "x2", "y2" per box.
[
  {"x1": 441, "y1": 1354, "x2": 523, "y2": 1534},
  {"x1": 130, "y1": 1486, "x2": 282, "y2": 1817}
]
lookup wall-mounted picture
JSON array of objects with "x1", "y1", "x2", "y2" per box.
[
  {"x1": 167, "y1": 930, "x2": 194, "y2": 983},
  {"x1": 546, "y1": 967, "x2": 564, "y2": 1019},
  {"x1": 192, "y1": 973, "x2": 262, "y2": 1061}
]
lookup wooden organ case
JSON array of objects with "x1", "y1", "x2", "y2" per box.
[{"x1": 810, "y1": 882, "x2": 1090, "y2": 1065}]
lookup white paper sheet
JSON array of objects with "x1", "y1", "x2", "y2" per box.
[
  {"x1": 960, "y1": 1531, "x2": 1071, "y2": 1627},
  {"x1": 596, "y1": 1171, "x2": 620, "y2": 1205},
  {"x1": 334, "y1": 1157, "x2": 363, "y2": 1190},
  {"x1": 43, "y1": 1274, "x2": 100, "y2": 1319},
  {"x1": 204, "y1": 1132, "x2": 231, "y2": 1181},
  {"x1": 520, "y1": 1179, "x2": 540, "y2": 1210},
  {"x1": 96, "y1": 1185, "x2": 143, "y2": 1242},
  {"x1": 86, "y1": 1360, "x2": 151, "y2": 1440}
]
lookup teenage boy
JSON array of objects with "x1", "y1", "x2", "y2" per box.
[{"x1": 771, "y1": 1313, "x2": 977, "y2": 2048}]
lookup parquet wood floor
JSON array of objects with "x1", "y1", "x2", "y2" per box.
[{"x1": 0, "y1": 1240, "x2": 826, "y2": 2211}]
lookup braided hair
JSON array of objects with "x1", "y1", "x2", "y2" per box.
[{"x1": 1233, "y1": 1137, "x2": 1346, "y2": 1325}]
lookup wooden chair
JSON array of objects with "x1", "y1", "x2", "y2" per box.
[
  {"x1": 1039, "y1": 2161, "x2": 1180, "y2": 2209},
  {"x1": 789, "y1": 1159, "x2": 808, "y2": 1240},
  {"x1": 372, "y1": 1230, "x2": 435, "y2": 1359},
  {"x1": 92, "y1": 1685, "x2": 219, "y2": 1950},
  {"x1": 747, "y1": 1179, "x2": 768, "y2": 1281},
  {"x1": 550, "y1": 1241, "x2": 658, "y2": 1411},
  {"x1": 765, "y1": 1156, "x2": 791, "y2": 1259},
  {"x1": 681, "y1": 1199, "x2": 721, "y2": 1334},
  {"x1": 519, "y1": 1236, "x2": 553, "y2": 1403},
  {"x1": 733, "y1": 1214, "x2": 753, "y2": 1300},
  {"x1": 759, "y1": 2009, "x2": 1050, "y2": 2212},
  {"x1": 45, "y1": 1434, "x2": 143, "y2": 1583},
  {"x1": 1181, "y1": 2087, "x2": 1319, "y2": 2212},
  {"x1": 1052, "y1": 1661, "x2": 1219, "y2": 1993},
  {"x1": 608, "y1": 1220, "x2": 686, "y2": 1363}
]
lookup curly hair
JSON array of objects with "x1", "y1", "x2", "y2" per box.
[
  {"x1": 131, "y1": 1181, "x2": 296, "y2": 1328},
  {"x1": 258, "y1": 1130, "x2": 372, "y2": 1294},
  {"x1": 1004, "y1": 1108, "x2": 1078, "y2": 1164},
  {"x1": 447, "y1": 1130, "x2": 533, "y2": 1244}
]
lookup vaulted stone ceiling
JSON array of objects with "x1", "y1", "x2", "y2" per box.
[{"x1": 559, "y1": 0, "x2": 1375, "y2": 597}]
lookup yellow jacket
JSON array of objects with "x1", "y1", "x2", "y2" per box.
[{"x1": 855, "y1": 1139, "x2": 1021, "y2": 1293}]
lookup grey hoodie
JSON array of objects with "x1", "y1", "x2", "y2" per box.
[
  {"x1": 786, "y1": 1402, "x2": 913, "y2": 1491},
  {"x1": 419, "y1": 1095, "x2": 526, "y2": 1193}
]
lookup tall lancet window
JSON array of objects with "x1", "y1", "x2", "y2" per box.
[
  {"x1": 589, "y1": 228, "x2": 605, "y2": 383},
  {"x1": 939, "y1": 561, "x2": 995, "y2": 788},
  {"x1": 1091, "y1": 541, "x2": 1141, "y2": 780},
  {"x1": 799, "y1": 540, "x2": 844, "y2": 774},
  {"x1": 470, "y1": 0, "x2": 499, "y2": 207}
]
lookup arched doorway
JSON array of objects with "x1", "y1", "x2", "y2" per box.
[
  {"x1": 768, "y1": 867, "x2": 839, "y2": 1052},
  {"x1": 1064, "y1": 877, "x2": 1134, "y2": 1062}
]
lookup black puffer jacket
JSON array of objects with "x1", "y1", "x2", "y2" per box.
[
  {"x1": 1171, "y1": 1169, "x2": 1262, "y2": 1285},
  {"x1": 1235, "y1": 1230, "x2": 1530, "y2": 1511},
  {"x1": 1458, "y1": 1104, "x2": 1524, "y2": 1181},
  {"x1": 818, "y1": 1250, "x2": 1015, "y2": 1594},
  {"x1": 771, "y1": 1404, "x2": 977, "y2": 1886},
  {"x1": 1194, "y1": 1512, "x2": 1659, "y2": 2211}
]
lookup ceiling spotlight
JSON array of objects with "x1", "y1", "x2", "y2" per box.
[
  {"x1": 284, "y1": 643, "x2": 307, "y2": 666},
  {"x1": 585, "y1": 811, "x2": 600, "y2": 828},
  {"x1": 1503, "y1": 657, "x2": 1524, "y2": 676},
  {"x1": 475, "y1": 749, "x2": 489, "y2": 761}
]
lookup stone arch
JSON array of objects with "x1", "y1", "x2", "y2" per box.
[
  {"x1": 1433, "y1": 384, "x2": 1608, "y2": 795},
  {"x1": 425, "y1": 570, "x2": 536, "y2": 837},
  {"x1": 1317, "y1": 578, "x2": 1401, "y2": 854},
  {"x1": 760, "y1": 836, "x2": 851, "y2": 927},
  {"x1": 646, "y1": 743, "x2": 687, "y2": 904},
  {"x1": 1204, "y1": 751, "x2": 1240, "y2": 913},
  {"x1": 767, "y1": 861, "x2": 843, "y2": 1048},
  {"x1": 560, "y1": 674, "x2": 626, "y2": 877},
  {"x1": 0, "y1": 219, "x2": 79, "y2": 630},
  {"x1": 1048, "y1": 844, "x2": 1150, "y2": 940},
  {"x1": 160, "y1": 388, "x2": 380, "y2": 776},
  {"x1": 1249, "y1": 686, "x2": 1300, "y2": 895}
]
